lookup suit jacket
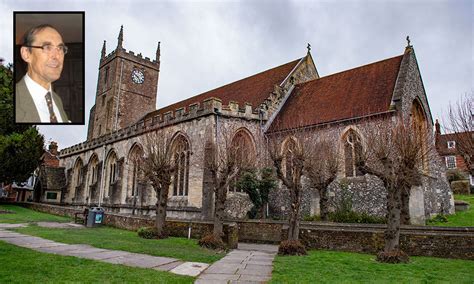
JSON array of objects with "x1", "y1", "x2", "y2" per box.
[{"x1": 16, "y1": 77, "x2": 69, "y2": 123}]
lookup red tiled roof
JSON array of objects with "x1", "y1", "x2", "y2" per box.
[
  {"x1": 269, "y1": 54, "x2": 404, "y2": 132},
  {"x1": 436, "y1": 132, "x2": 474, "y2": 156},
  {"x1": 145, "y1": 58, "x2": 302, "y2": 119}
]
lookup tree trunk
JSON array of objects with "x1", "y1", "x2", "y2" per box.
[
  {"x1": 287, "y1": 185, "x2": 301, "y2": 240},
  {"x1": 384, "y1": 186, "x2": 401, "y2": 252},
  {"x1": 400, "y1": 186, "x2": 411, "y2": 225},
  {"x1": 213, "y1": 186, "x2": 227, "y2": 238},
  {"x1": 320, "y1": 187, "x2": 329, "y2": 221},
  {"x1": 155, "y1": 183, "x2": 169, "y2": 237}
]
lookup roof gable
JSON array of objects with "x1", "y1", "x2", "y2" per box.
[{"x1": 269, "y1": 54, "x2": 404, "y2": 132}]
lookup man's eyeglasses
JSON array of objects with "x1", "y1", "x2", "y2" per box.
[{"x1": 25, "y1": 44, "x2": 68, "y2": 55}]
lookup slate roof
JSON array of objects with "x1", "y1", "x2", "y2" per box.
[
  {"x1": 268, "y1": 54, "x2": 404, "y2": 132},
  {"x1": 144, "y1": 58, "x2": 302, "y2": 120}
]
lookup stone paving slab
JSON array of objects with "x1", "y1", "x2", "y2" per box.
[
  {"x1": 0, "y1": 232, "x2": 29, "y2": 238},
  {"x1": 198, "y1": 273, "x2": 240, "y2": 281},
  {"x1": 153, "y1": 260, "x2": 184, "y2": 271},
  {"x1": 0, "y1": 223, "x2": 27, "y2": 228},
  {"x1": 36, "y1": 222, "x2": 84, "y2": 229},
  {"x1": 107, "y1": 254, "x2": 177, "y2": 268},
  {"x1": 83, "y1": 250, "x2": 132, "y2": 260},
  {"x1": 21, "y1": 242, "x2": 67, "y2": 249},
  {"x1": 35, "y1": 244, "x2": 93, "y2": 254},
  {"x1": 237, "y1": 243, "x2": 278, "y2": 254},
  {"x1": 238, "y1": 274, "x2": 271, "y2": 282},
  {"x1": 197, "y1": 243, "x2": 278, "y2": 283},
  {"x1": 64, "y1": 248, "x2": 109, "y2": 258},
  {"x1": 170, "y1": 262, "x2": 209, "y2": 277}
]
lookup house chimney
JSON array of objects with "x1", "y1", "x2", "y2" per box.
[
  {"x1": 435, "y1": 119, "x2": 441, "y2": 135},
  {"x1": 49, "y1": 141, "x2": 58, "y2": 156}
]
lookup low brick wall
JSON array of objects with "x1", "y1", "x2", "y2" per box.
[{"x1": 15, "y1": 202, "x2": 474, "y2": 260}]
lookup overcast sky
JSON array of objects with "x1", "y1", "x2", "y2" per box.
[{"x1": 1, "y1": 0, "x2": 472, "y2": 150}]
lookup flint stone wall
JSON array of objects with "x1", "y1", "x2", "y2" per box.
[{"x1": 15, "y1": 202, "x2": 474, "y2": 260}]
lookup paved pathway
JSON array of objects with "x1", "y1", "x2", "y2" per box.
[
  {"x1": 0, "y1": 224, "x2": 208, "y2": 277},
  {"x1": 196, "y1": 242, "x2": 278, "y2": 284}
]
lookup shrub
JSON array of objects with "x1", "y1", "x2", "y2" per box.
[
  {"x1": 303, "y1": 215, "x2": 321, "y2": 222},
  {"x1": 328, "y1": 210, "x2": 386, "y2": 224},
  {"x1": 426, "y1": 214, "x2": 448, "y2": 225},
  {"x1": 137, "y1": 226, "x2": 167, "y2": 239},
  {"x1": 198, "y1": 234, "x2": 226, "y2": 250},
  {"x1": 451, "y1": 180, "x2": 470, "y2": 194},
  {"x1": 446, "y1": 169, "x2": 466, "y2": 183},
  {"x1": 376, "y1": 250, "x2": 409, "y2": 263},
  {"x1": 278, "y1": 240, "x2": 307, "y2": 256}
]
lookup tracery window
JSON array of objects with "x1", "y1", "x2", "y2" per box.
[
  {"x1": 105, "y1": 151, "x2": 118, "y2": 197},
  {"x1": 229, "y1": 129, "x2": 256, "y2": 193},
  {"x1": 128, "y1": 145, "x2": 144, "y2": 197},
  {"x1": 344, "y1": 130, "x2": 363, "y2": 177},
  {"x1": 171, "y1": 135, "x2": 190, "y2": 196}
]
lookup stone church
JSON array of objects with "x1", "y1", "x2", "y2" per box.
[{"x1": 57, "y1": 27, "x2": 454, "y2": 225}]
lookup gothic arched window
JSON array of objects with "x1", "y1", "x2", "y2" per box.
[
  {"x1": 343, "y1": 129, "x2": 363, "y2": 177},
  {"x1": 229, "y1": 129, "x2": 256, "y2": 192},
  {"x1": 127, "y1": 145, "x2": 144, "y2": 198},
  {"x1": 72, "y1": 158, "x2": 84, "y2": 202},
  {"x1": 73, "y1": 158, "x2": 84, "y2": 187},
  {"x1": 104, "y1": 151, "x2": 118, "y2": 197},
  {"x1": 411, "y1": 99, "x2": 429, "y2": 171},
  {"x1": 171, "y1": 135, "x2": 190, "y2": 196},
  {"x1": 283, "y1": 137, "x2": 299, "y2": 180}
]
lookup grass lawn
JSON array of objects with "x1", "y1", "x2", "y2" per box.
[
  {"x1": 427, "y1": 194, "x2": 474, "y2": 227},
  {"x1": 14, "y1": 224, "x2": 224, "y2": 264},
  {"x1": 0, "y1": 205, "x2": 71, "y2": 223},
  {"x1": 0, "y1": 241, "x2": 193, "y2": 283},
  {"x1": 271, "y1": 250, "x2": 474, "y2": 283}
]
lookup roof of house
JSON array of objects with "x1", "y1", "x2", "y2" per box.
[
  {"x1": 268, "y1": 54, "x2": 404, "y2": 132},
  {"x1": 436, "y1": 132, "x2": 474, "y2": 156},
  {"x1": 144, "y1": 58, "x2": 302, "y2": 120}
]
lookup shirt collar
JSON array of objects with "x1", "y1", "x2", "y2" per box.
[{"x1": 24, "y1": 73, "x2": 52, "y2": 96}]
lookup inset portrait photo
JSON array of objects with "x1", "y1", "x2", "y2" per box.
[{"x1": 14, "y1": 12, "x2": 85, "y2": 124}]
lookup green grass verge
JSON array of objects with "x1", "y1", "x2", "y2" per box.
[
  {"x1": 0, "y1": 241, "x2": 193, "y2": 283},
  {"x1": 0, "y1": 205, "x2": 71, "y2": 223},
  {"x1": 271, "y1": 250, "x2": 474, "y2": 283},
  {"x1": 14, "y1": 225, "x2": 224, "y2": 263},
  {"x1": 427, "y1": 194, "x2": 474, "y2": 227}
]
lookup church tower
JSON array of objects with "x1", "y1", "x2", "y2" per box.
[{"x1": 87, "y1": 26, "x2": 160, "y2": 140}]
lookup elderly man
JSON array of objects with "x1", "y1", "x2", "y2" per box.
[{"x1": 16, "y1": 24, "x2": 69, "y2": 123}]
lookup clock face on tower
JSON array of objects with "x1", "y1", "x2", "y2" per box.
[{"x1": 131, "y1": 69, "x2": 145, "y2": 84}]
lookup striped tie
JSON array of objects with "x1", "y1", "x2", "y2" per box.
[{"x1": 45, "y1": 92, "x2": 58, "y2": 123}]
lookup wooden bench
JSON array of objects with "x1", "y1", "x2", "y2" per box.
[{"x1": 74, "y1": 209, "x2": 89, "y2": 225}]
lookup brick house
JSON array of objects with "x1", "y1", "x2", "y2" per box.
[
  {"x1": 55, "y1": 27, "x2": 453, "y2": 225},
  {"x1": 435, "y1": 120, "x2": 473, "y2": 186}
]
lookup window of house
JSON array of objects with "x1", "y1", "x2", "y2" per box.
[
  {"x1": 447, "y1": 141, "x2": 456, "y2": 149},
  {"x1": 445, "y1": 156, "x2": 456, "y2": 169}
]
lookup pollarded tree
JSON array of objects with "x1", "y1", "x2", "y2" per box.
[
  {"x1": 356, "y1": 116, "x2": 435, "y2": 263},
  {"x1": 203, "y1": 123, "x2": 258, "y2": 242},
  {"x1": 268, "y1": 132, "x2": 306, "y2": 241},
  {"x1": 304, "y1": 136, "x2": 340, "y2": 221},
  {"x1": 444, "y1": 92, "x2": 473, "y2": 176},
  {"x1": 141, "y1": 131, "x2": 176, "y2": 238}
]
